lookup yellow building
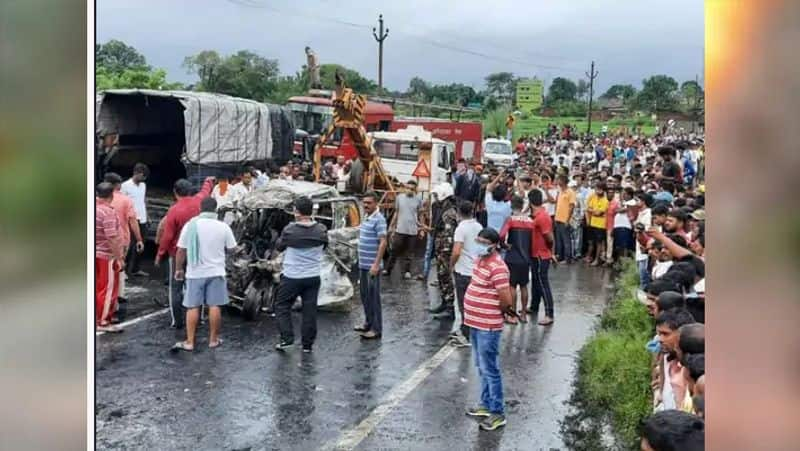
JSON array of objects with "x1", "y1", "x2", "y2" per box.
[{"x1": 516, "y1": 78, "x2": 544, "y2": 114}]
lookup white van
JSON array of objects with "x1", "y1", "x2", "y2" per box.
[
  {"x1": 482, "y1": 138, "x2": 516, "y2": 167},
  {"x1": 369, "y1": 126, "x2": 455, "y2": 188}
]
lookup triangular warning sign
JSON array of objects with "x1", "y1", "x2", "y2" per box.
[{"x1": 412, "y1": 159, "x2": 431, "y2": 177}]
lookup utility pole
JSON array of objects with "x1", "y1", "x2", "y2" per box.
[
  {"x1": 372, "y1": 14, "x2": 389, "y2": 94},
  {"x1": 585, "y1": 61, "x2": 598, "y2": 134}
]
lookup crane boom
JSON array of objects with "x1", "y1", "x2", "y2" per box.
[{"x1": 313, "y1": 73, "x2": 396, "y2": 199}]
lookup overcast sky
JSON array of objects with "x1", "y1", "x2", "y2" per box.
[{"x1": 97, "y1": 0, "x2": 704, "y2": 94}]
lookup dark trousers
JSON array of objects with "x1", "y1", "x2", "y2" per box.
[
  {"x1": 531, "y1": 257, "x2": 554, "y2": 318},
  {"x1": 386, "y1": 233, "x2": 416, "y2": 275},
  {"x1": 168, "y1": 256, "x2": 185, "y2": 328},
  {"x1": 554, "y1": 221, "x2": 573, "y2": 261},
  {"x1": 359, "y1": 269, "x2": 382, "y2": 334},
  {"x1": 274, "y1": 275, "x2": 320, "y2": 347},
  {"x1": 454, "y1": 273, "x2": 471, "y2": 339},
  {"x1": 126, "y1": 222, "x2": 147, "y2": 273}
]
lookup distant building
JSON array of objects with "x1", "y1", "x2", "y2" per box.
[{"x1": 516, "y1": 78, "x2": 544, "y2": 114}]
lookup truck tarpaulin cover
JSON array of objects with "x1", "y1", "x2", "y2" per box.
[{"x1": 98, "y1": 89, "x2": 273, "y2": 164}]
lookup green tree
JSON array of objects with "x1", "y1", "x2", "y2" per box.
[
  {"x1": 96, "y1": 65, "x2": 183, "y2": 91},
  {"x1": 633, "y1": 75, "x2": 679, "y2": 112},
  {"x1": 600, "y1": 84, "x2": 637, "y2": 103},
  {"x1": 407, "y1": 76, "x2": 430, "y2": 100},
  {"x1": 547, "y1": 77, "x2": 578, "y2": 104},
  {"x1": 679, "y1": 80, "x2": 704, "y2": 111},
  {"x1": 484, "y1": 72, "x2": 516, "y2": 106},
  {"x1": 182, "y1": 50, "x2": 222, "y2": 90},
  {"x1": 96, "y1": 39, "x2": 150, "y2": 75},
  {"x1": 183, "y1": 50, "x2": 280, "y2": 100},
  {"x1": 576, "y1": 79, "x2": 589, "y2": 101},
  {"x1": 317, "y1": 64, "x2": 377, "y2": 94}
]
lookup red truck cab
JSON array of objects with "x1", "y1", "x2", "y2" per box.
[
  {"x1": 287, "y1": 93, "x2": 393, "y2": 161},
  {"x1": 391, "y1": 117, "x2": 482, "y2": 163}
]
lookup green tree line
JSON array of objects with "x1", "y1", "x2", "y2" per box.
[{"x1": 96, "y1": 39, "x2": 703, "y2": 116}]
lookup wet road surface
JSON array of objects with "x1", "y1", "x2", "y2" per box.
[{"x1": 96, "y1": 263, "x2": 612, "y2": 450}]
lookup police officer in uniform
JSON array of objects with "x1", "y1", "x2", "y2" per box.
[{"x1": 428, "y1": 182, "x2": 459, "y2": 315}]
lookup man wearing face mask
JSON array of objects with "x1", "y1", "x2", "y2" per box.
[{"x1": 463, "y1": 227, "x2": 514, "y2": 431}]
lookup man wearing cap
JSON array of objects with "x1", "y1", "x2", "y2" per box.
[{"x1": 386, "y1": 180, "x2": 422, "y2": 279}]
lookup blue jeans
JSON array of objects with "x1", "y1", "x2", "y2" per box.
[
  {"x1": 471, "y1": 328, "x2": 504, "y2": 415},
  {"x1": 571, "y1": 224, "x2": 582, "y2": 258},
  {"x1": 422, "y1": 234, "x2": 434, "y2": 277},
  {"x1": 638, "y1": 259, "x2": 651, "y2": 288}
]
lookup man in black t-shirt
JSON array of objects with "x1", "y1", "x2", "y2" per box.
[{"x1": 657, "y1": 145, "x2": 682, "y2": 184}]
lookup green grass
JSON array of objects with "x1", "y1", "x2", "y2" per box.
[
  {"x1": 508, "y1": 116, "x2": 658, "y2": 139},
  {"x1": 563, "y1": 258, "x2": 655, "y2": 450}
]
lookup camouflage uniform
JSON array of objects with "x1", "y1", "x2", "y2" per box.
[{"x1": 433, "y1": 197, "x2": 459, "y2": 306}]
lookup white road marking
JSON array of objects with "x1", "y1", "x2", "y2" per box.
[
  {"x1": 323, "y1": 343, "x2": 457, "y2": 451},
  {"x1": 96, "y1": 308, "x2": 169, "y2": 336}
]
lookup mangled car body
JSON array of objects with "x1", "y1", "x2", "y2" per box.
[{"x1": 224, "y1": 180, "x2": 361, "y2": 319}]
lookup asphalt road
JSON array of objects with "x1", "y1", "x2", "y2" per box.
[{"x1": 96, "y1": 262, "x2": 612, "y2": 451}]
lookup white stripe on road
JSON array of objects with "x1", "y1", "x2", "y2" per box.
[
  {"x1": 96, "y1": 308, "x2": 169, "y2": 336},
  {"x1": 323, "y1": 343, "x2": 457, "y2": 451}
]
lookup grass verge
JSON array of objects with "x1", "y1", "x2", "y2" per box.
[{"x1": 562, "y1": 258, "x2": 653, "y2": 450}]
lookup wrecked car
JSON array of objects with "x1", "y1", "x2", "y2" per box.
[{"x1": 223, "y1": 179, "x2": 361, "y2": 319}]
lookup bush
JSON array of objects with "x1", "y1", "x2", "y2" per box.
[{"x1": 563, "y1": 258, "x2": 654, "y2": 450}]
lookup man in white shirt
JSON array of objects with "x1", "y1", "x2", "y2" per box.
[
  {"x1": 445, "y1": 201, "x2": 483, "y2": 346},
  {"x1": 633, "y1": 192, "x2": 654, "y2": 287},
  {"x1": 171, "y1": 197, "x2": 237, "y2": 352},
  {"x1": 120, "y1": 163, "x2": 149, "y2": 277}
]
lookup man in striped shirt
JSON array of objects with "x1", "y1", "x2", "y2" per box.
[
  {"x1": 95, "y1": 182, "x2": 125, "y2": 332},
  {"x1": 355, "y1": 192, "x2": 388, "y2": 340},
  {"x1": 463, "y1": 228, "x2": 514, "y2": 431}
]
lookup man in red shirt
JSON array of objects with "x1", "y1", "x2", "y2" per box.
[
  {"x1": 156, "y1": 177, "x2": 215, "y2": 328},
  {"x1": 95, "y1": 182, "x2": 125, "y2": 332},
  {"x1": 463, "y1": 227, "x2": 513, "y2": 431},
  {"x1": 529, "y1": 189, "x2": 556, "y2": 325},
  {"x1": 105, "y1": 172, "x2": 144, "y2": 317}
]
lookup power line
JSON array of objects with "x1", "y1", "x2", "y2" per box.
[{"x1": 223, "y1": 0, "x2": 585, "y2": 74}]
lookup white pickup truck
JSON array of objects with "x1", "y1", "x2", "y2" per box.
[{"x1": 482, "y1": 138, "x2": 516, "y2": 167}]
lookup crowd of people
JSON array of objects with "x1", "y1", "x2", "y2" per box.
[{"x1": 94, "y1": 124, "x2": 706, "y2": 440}]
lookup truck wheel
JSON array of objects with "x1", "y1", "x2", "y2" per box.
[
  {"x1": 242, "y1": 282, "x2": 261, "y2": 321},
  {"x1": 348, "y1": 160, "x2": 364, "y2": 193}
]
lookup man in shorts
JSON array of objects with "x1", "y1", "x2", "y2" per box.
[
  {"x1": 498, "y1": 195, "x2": 535, "y2": 324},
  {"x1": 171, "y1": 197, "x2": 237, "y2": 352}
]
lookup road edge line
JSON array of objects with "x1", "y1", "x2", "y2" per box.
[
  {"x1": 323, "y1": 343, "x2": 457, "y2": 451},
  {"x1": 96, "y1": 307, "x2": 169, "y2": 336}
]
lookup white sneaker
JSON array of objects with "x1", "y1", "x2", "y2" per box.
[{"x1": 403, "y1": 272, "x2": 412, "y2": 280}]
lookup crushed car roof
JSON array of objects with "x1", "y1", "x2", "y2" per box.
[{"x1": 240, "y1": 179, "x2": 340, "y2": 210}]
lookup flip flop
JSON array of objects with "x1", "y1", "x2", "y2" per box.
[
  {"x1": 517, "y1": 312, "x2": 528, "y2": 323},
  {"x1": 209, "y1": 338, "x2": 224, "y2": 349},
  {"x1": 538, "y1": 318, "x2": 554, "y2": 326},
  {"x1": 170, "y1": 342, "x2": 194, "y2": 353}
]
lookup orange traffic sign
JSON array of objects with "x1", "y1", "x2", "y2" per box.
[{"x1": 412, "y1": 158, "x2": 431, "y2": 178}]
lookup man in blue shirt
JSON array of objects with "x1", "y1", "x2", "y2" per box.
[
  {"x1": 484, "y1": 171, "x2": 511, "y2": 233},
  {"x1": 356, "y1": 191, "x2": 389, "y2": 339},
  {"x1": 274, "y1": 196, "x2": 329, "y2": 353}
]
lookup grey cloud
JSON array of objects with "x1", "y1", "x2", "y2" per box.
[{"x1": 97, "y1": 0, "x2": 703, "y2": 93}]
